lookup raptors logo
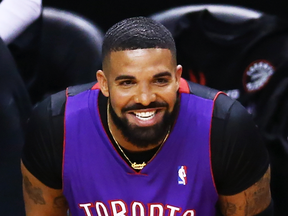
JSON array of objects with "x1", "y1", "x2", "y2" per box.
[{"x1": 243, "y1": 60, "x2": 275, "y2": 92}]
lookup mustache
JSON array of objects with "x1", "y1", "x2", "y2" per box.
[{"x1": 121, "y1": 101, "x2": 168, "y2": 113}]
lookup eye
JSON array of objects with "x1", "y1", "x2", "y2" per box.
[
  {"x1": 119, "y1": 80, "x2": 135, "y2": 86},
  {"x1": 154, "y1": 78, "x2": 169, "y2": 85}
]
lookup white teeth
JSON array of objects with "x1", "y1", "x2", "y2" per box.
[
  {"x1": 135, "y1": 111, "x2": 155, "y2": 117},
  {"x1": 134, "y1": 111, "x2": 156, "y2": 120}
]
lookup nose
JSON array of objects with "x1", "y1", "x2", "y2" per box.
[{"x1": 134, "y1": 83, "x2": 156, "y2": 106}]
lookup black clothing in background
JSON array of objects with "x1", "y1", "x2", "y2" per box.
[
  {"x1": 0, "y1": 37, "x2": 31, "y2": 216},
  {"x1": 42, "y1": 0, "x2": 288, "y2": 32},
  {"x1": 8, "y1": 13, "x2": 43, "y2": 104},
  {"x1": 173, "y1": 10, "x2": 288, "y2": 94}
]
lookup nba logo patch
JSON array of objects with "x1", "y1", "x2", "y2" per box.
[{"x1": 178, "y1": 166, "x2": 187, "y2": 185}]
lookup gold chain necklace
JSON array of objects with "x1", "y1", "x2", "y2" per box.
[{"x1": 107, "y1": 103, "x2": 170, "y2": 170}]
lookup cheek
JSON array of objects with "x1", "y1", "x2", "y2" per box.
[
  {"x1": 109, "y1": 85, "x2": 137, "y2": 107},
  {"x1": 109, "y1": 92, "x2": 130, "y2": 116},
  {"x1": 159, "y1": 90, "x2": 178, "y2": 113}
]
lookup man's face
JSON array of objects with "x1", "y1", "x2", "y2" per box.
[{"x1": 97, "y1": 48, "x2": 182, "y2": 148}]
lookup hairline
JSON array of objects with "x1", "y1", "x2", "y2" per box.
[{"x1": 102, "y1": 47, "x2": 177, "y2": 72}]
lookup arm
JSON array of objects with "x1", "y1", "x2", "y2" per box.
[
  {"x1": 21, "y1": 93, "x2": 67, "y2": 215},
  {"x1": 0, "y1": 0, "x2": 42, "y2": 44},
  {"x1": 219, "y1": 166, "x2": 271, "y2": 216},
  {"x1": 21, "y1": 161, "x2": 68, "y2": 216},
  {"x1": 212, "y1": 95, "x2": 272, "y2": 215}
]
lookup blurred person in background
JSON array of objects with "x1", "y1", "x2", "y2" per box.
[
  {"x1": 0, "y1": 0, "x2": 41, "y2": 215},
  {"x1": 0, "y1": 0, "x2": 42, "y2": 45}
]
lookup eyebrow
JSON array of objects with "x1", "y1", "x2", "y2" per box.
[
  {"x1": 153, "y1": 71, "x2": 172, "y2": 78},
  {"x1": 114, "y1": 71, "x2": 172, "y2": 81},
  {"x1": 115, "y1": 75, "x2": 135, "y2": 81}
]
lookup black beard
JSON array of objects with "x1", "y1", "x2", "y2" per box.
[{"x1": 109, "y1": 97, "x2": 179, "y2": 148}]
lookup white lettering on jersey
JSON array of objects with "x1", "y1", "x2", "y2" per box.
[
  {"x1": 183, "y1": 210, "x2": 195, "y2": 216},
  {"x1": 78, "y1": 200, "x2": 196, "y2": 216},
  {"x1": 166, "y1": 205, "x2": 181, "y2": 216},
  {"x1": 110, "y1": 200, "x2": 127, "y2": 216},
  {"x1": 95, "y1": 202, "x2": 109, "y2": 216},
  {"x1": 149, "y1": 204, "x2": 164, "y2": 216},
  {"x1": 131, "y1": 201, "x2": 145, "y2": 216},
  {"x1": 79, "y1": 203, "x2": 93, "y2": 216}
]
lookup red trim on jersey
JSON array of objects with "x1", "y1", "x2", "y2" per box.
[
  {"x1": 91, "y1": 82, "x2": 100, "y2": 90},
  {"x1": 62, "y1": 88, "x2": 69, "y2": 192},
  {"x1": 179, "y1": 78, "x2": 190, "y2": 93},
  {"x1": 209, "y1": 91, "x2": 225, "y2": 195}
]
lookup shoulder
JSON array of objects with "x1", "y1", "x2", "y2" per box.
[
  {"x1": 181, "y1": 79, "x2": 239, "y2": 118},
  {"x1": 22, "y1": 82, "x2": 99, "y2": 189},
  {"x1": 180, "y1": 79, "x2": 220, "y2": 100},
  {"x1": 48, "y1": 81, "x2": 98, "y2": 116},
  {"x1": 66, "y1": 81, "x2": 98, "y2": 96}
]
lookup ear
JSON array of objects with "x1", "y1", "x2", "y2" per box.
[
  {"x1": 96, "y1": 70, "x2": 109, "y2": 97},
  {"x1": 175, "y1": 65, "x2": 182, "y2": 90}
]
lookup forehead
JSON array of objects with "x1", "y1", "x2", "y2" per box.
[{"x1": 104, "y1": 48, "x2": 175, "y2": 78}]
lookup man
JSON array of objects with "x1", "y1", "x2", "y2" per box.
[{"x1": 21, "y1": 17, "x2": 272, "y2": 215}]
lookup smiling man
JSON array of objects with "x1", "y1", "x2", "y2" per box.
[
  {"x1": 99, "y1": 48, "x2": 180, "y2": 151},
  {"x1": 21, "y1": 17, "x2": 272, "y2": 216}
]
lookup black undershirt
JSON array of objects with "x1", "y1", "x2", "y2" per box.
[{"x1": 22, "y1": 89, "x2": 269, "y2": 195}]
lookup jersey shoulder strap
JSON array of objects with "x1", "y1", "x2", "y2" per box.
[
  {"x1": 67, "y1": 81, "x2": 98, "y2": 96},
  {"x1": 180, "y1": 78, "x2": 220, "y2": 100},
  {"x1": 50, "y1": 82, "x2": 99, "y2": 116}
]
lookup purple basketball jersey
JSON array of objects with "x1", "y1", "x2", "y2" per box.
[{"x1": 63, "y1": 89, "x2": 218, "y2": 216}]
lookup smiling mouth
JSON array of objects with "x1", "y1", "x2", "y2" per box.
[{"x1": 133, "y1": 111, "x2": 156, "y2": 121}]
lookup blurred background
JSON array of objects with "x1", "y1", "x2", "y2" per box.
[
  {"x1": 43, "y1": 0, "x2": 288, "y2": 30},
  {"x1": 43, "y1": 0, "x2": 288, "y2": 31}
]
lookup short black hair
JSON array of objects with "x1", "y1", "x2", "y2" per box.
[{"x1": 102, "y1": 16, "x2": 176, "y2": 61}]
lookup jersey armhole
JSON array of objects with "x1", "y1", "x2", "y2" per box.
[{"x1": 180, "y1": 78, "x2": 224, "y2": 100}]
